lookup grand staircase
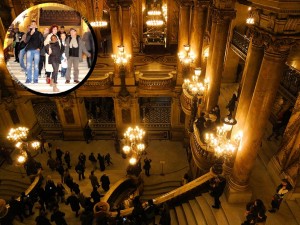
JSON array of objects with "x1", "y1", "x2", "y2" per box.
[
  {"x1": 0, "y1": 176, "x2": 31, "y2": 201},
  {"x1": 169, "y1": 192, "x2": 300, "y2": 225}
]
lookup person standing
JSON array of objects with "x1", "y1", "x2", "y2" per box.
[
  {"x1": 105, "y1": 153, "x2": 113, "y2": 166},
  {"x1": 44, "y1": 24, "x2": 60, "y2": 84},
  {"x1": 66, "y1": 193, "x2": 81, "y2": 217},
  {"x1": 38, "y1": 27, "x2": 49, "y2": 77},
  {"x1": 64, "y1": 151, "x2": 71, "y2": 169},
  {"x1": 143, "y1": 157, "x2": 152, "y2": 176},
  {"x1": 51, "y1": 206, "x2": 68, "y2": 225},
  {"x1": 25, "y1": 20, "x2": 43, "y2": 84},
  {"x1": 88, "y1": 153, "x2": 97, "y2": 170},
  {"x1": 226, "y1": 93, "x2": 238, "y2": 117},
  {"x1": 19, "y1": 26, "x2": 30, "y2": 73},
  {"x1": 44, "y1": 35, "x2": 64, "y2": 92},
  {"x1": 60, "y1": 33, "x2": 68, "y2": 78},
  {"x1": 57, "y1": 25, "x2": 67, "y2": 37},
  {"x1": 35, "y1": 209, "x2": 51, "y2": 225},
  {"x1": 269, "y1": 179, "x2": 292, "y2": 213},
  {"x1": 100, "y1": 174, "x2": 110, "y2": 192},
  {"x1": 89, "y1": 170, "x2": 100, "y2": 188},
  {"x1": 64, "y1": 28, "x2": 91, "y2": 84},
  {"x1": 91, "y1": 186, "x2": 101, "y2": 204},
  {"x1": 13, "y1": 28, "x2": 23, "y2": 62},
  {"x1": 210, "y1": 176, "x2": 227, "y2": 209},
  {"x1": 102, "y1": 38, "x2": 108, "y2": 55},
  {"x1": 82, "y1": 30, "x2": 95, "y2": 68},
  {"x1": 75, "y1": 161, "x2": 85, "y2": 181},
  {"x1": 97, "y1": 153, "x2": 105, "y2": 171}
]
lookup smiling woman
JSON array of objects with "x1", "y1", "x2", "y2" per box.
[{"x1": 4, "y1": 3, "x2": 97, "y2": 96}]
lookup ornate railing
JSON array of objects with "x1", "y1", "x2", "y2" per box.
[
  {"x1": 180, "y1": 89, "x2": 205, "y2": 116},
  {"x1": 138, "y1": 72, "x2": 174, "y2": 90},
  {"x1": 81, "y1": 73, "x2": 112, "y2": 90},
  {"x1": 231, "y1": 29, "x2": 250, "y2": 60},
  {"x1": 280, "y1": 68, "x2": 300, "y2": 99}
]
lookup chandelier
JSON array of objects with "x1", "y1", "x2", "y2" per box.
[
  {"x1": 178, "y1": 44, "x2": 196, "y2": 65},
  {"x1": 122, "y1": 126, "x2": 146, "y2": 165},
  {"x1": 7, "y1": 127, "x2": 40, "y2": 164},
  {"x1": 204, "y1": 117, "x2": 242, "y2": 174},
  {"x1": 146, "y1": 2, "x2": 164, "y2": 27},
  {"x1": 246, "y1": 7, "x2": 255, "y2": 25},
  {"x1": 183, "y1": 68, "x2": 209, "y2": 96},
  {"x1": 111, "y1": 45, "x2": 131, "y2": 65},
  {"x1": 91, "y1": 0, "x2": 108, "y2": 28}
]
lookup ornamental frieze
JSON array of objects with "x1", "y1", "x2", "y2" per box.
[{"x1": 211, "y1": 7, "x2": 236, "y2": 23}]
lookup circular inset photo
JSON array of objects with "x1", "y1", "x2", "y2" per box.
[{"x1": 4, "y1": 3, "x2": 97, "y2": 95}]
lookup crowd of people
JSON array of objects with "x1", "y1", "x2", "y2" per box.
[{"x1": 11, "y1": 20, "x2": 94, "y2": 92}]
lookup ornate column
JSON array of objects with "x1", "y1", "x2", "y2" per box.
[
  {"x1": 120, "y1": 0, "x2": 134, "y2": 80},
  {"x1": 189, "y1": 0, "x2": 209, "y2": 68},
  {"x1": 109, "y1": 3, "x2": 122, "y2": 78},
  {"x1": 226, "y1": 36, "x2": 294, "y2": 203},
  {"x1": 205, "y1": 7, "x2": 236, "y2": 112},
  {"x1": 176, "y1": 0, "x2": 193, "y2": 85},
  {"x1": 267, "y1": 94, "x2": 300, "y2": 196},
  {"x1": 232, "y1": 29, "x2": 264, "y2": 137},
  {"x1": 170, "y1": 93, "x2": 185, "y2": 141}
]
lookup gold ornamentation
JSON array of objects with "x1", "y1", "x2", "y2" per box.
[
  {"x1": 57, "y1": 95, "x2": 75, "y2": 108},
  {"x1": 211, "y1": 7, "x2": 236, "y2": 23}
]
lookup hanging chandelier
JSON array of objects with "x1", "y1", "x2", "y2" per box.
[
  {"x1": 178, "y1": 44, "x2": 196, "y2": 65},
  {"x1": 7, "y1": 127, "x2": 40, "y2": 164},
  {"x1": 146, "y1": 2, "x2": 164, "y2": 27},
  {"x1": 111, "y1": 45, "x2": 131, "y2": 65},
  {"x1": 122, "y1": 126, "x2": 146, "y2": 165},
  {"x1": 246, "y1": 7, "x2": 255, "y2": 25},
  {"x1": 183, "y1": 68, "x2": 209, "y2": 96}
]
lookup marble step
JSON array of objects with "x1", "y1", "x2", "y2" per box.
[
  {"x1": 195, "y1": 196, "x2": 218, "y2": 225},
  {"x1": 1, "y1": 179, "x2": 31, "y2": 187},
  {"x1": 189, "y1": 199, "x2": 207, "y2": 225},
  {"x1": 219, "y1": 195, "x2": 244, "y2": 225},
  {"x1": 170, "y1": 208, "x2": 179, "y2": 225},
  {"x1": 0, "y1": 186, "x2": 27, "y2": 194},
  {"x1": 175, "y1": 205, "x2": 188, "y2": 225},
  {"x1": 182, "y1": 202, "x2": 197, "y2": 225},
  {"x1": 286, "y1": 200, "x2": 300, "y2": 225},
  {"x1": 202, "y1": 193, "x2": 230, "y2": 225},
  {"x1": 142, "y1": 186, "x2": 180, "y2": 196}
]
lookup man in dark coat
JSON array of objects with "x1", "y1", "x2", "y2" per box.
[
  {"x1": 143, "y1": 157, "x2": 152, "y2": 176},
  {"x1": 55, "y1": 147, "x2": 64, "y2": 162},
  {"x1": 35, "y1": 209, "x2": 51, "y2": 225},
  {"x1": 97, "y1": 153, "x2": 105, "y2": 171},
  {"x1": 66, "y1": 193, "x2": 81, "y2": 217},
  {"x1": 51, "y1": 207, "x2": 68, "y2": 225},
  {"x1": 91, "y1": 186, "x2": 102, "y2": 204},
  {"x1": 100, "y1": 174, "x2": 110, "y2": 192},
  {"x1": 210, "y1": 176, "x2": 227, "y2": 209},
  {"x1": 89, "y1": 170, "x2": 99, "y2": 188},
  {"x1": 75, "y1": 161, "x2": 85, "y2": 180},
  {"x1": 88, "y1": 153, "x2": 97, "y2": 170},
  {"x1": 64, "y1": 151, "x2": 71, "y2": 169}
]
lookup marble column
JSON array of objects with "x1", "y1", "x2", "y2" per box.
[
  {"x1": 232, "y1": 31, "x2": 264, "y2": 137},
  {"x1": 176, "y1": 1, "x2": 193, "y2": 85},
  {"x1": 227, "y1": 37, "x2": 294, "y2": 203},
  {"x1": 205, "y1": 8, "x2": 236, "y2": 112},
  {"x1": 120, "y1": 1, "x2": 134, "y2": 79},
  {"x1": 189, "y1": 1, "x2": 208, "y2": 68},
  {"x1": 109, "y1": 4, "x2": 122, "y2": 78},
  {"x1": 170, "y1": 95, "x2": 185, "y2": 141}
]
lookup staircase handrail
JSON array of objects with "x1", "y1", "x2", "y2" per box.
[{"x1": 109, "y1": 170, "x2": 215, "y2": 217}]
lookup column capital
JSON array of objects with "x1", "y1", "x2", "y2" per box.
[
  {"x1": 107, "y1": 0, "x2": 120, "y2": 8},
  {"x1": 118, "y1": 0, "x2": 133, "y2": 8},
  {"x1": 248, "y1": 27, "x2": 264, "y2": 48},
  {"x1": 211, "y1": 7, "x2": 236, "y2": 24},
  {"x1": 179, "y1": 0, "x2": 194, "y2": 7},
  {"x1": 194, "y1": 0, "x2": 210, "y2": 8},
  {"x1": 213, "y1": 0, "x2": 235, "y2": 9}
]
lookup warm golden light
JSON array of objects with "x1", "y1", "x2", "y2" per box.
[
  {"x1": 123, "y1": 145, "x2": 131, "y2": 154},
  {"x1": 183, "y1": 69, "x2": 209, "y2": 96},
  {"x1": 111, "y1": 45, "x2": 131, "y2": 65},
  {"x1": 146, "y1": 19, "x2": 164, "y2": 26},
  {"x1": 148, "y1": 10, "x2": 161, "y2": 15},
  {"x1": 7, "y1": 127, "x2": 29, "y2": 141},
  {"x1": 129, "y1": 157, "x2": 137, "y2": 165},
  {"x1": 17, "y1": 155, "x2": 26, "y2": 164},
  {"x1": 90, "y1": 21, "x2": 108, "y2": 27},
  {"x1": 178, "y1": 44, "x2": 196, "y2": 65},
  {"x1": 204, "y1": 48, "x2": 209, "y2": 58},
  {"x1": 31, "y1": 141, "x2": 40, "y2": 150}
]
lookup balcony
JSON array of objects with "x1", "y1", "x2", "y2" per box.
[
  {"x1": 137, "y1": 71, "x2": 174, "y2": 90},
  {"x1": 231, "y1": 29, "x2": 250, "y2": 61}
]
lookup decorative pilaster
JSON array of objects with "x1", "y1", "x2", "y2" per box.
[
  {"x1": 120, "y1": 0, "x2": 134, "y2": 79},
  {"x1": 55, "y1": 95, "x2": 88, "y2": 140},
  {"x1": 190, "y1": 0, "x2": 209, "y2": 68},
  {"x1": 170, "y1": 93, "x2": 185, "y2": 141},
  {"x1": 205, "y1": 6, "x2": 236, "y2": 112},
  {"x1": 227, "y1": 36, "x2": 295, "y2": 203},
  {"x1": 109, "y1": 3, "x2": 122, "y2": 78},
  {"x1": 176, "y1": 0, "x2": 193, "y2": 85}
]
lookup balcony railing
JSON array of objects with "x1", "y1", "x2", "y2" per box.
[
  {"x1": 280, "y1": 68, "x2": 300, "y2": 100},
  {"x1": 231, "y1": 29, "x2": 250, "y2": 60}
]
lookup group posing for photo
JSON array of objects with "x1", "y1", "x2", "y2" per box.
[{"x1": 13, "y1": 20, "x2": 93, "y2": 92}]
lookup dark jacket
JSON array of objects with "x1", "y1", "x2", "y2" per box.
[
  {"x1": 51, "y1": 210, "x2": 67, "y2": 225},
  {"x1": 25, "y1": 29, "x2": 43, "y2": 51},
  {"x1": 66, "y1": 195, "x2": 80, "y2": 211},
  {"x1": 65, "y1": 35, "x2": 90, "y2": 62},
  {"x1": 45, "y1": 41, "x2": 65, "y2": 64},
  {"x1": 35, "y1": 215, "x2": 52, "y2": 225}
]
